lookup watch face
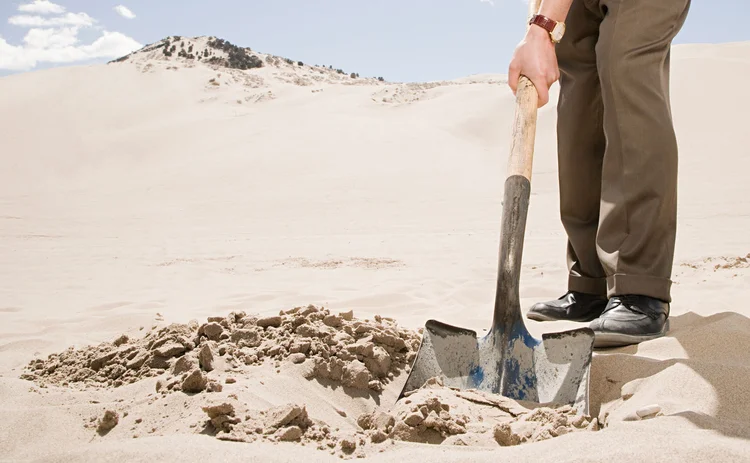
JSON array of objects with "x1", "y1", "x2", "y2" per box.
[{"x1": 551, "y1": 22, "x2": 566, "y2": 41}]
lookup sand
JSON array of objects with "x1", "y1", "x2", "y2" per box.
[{"x1": 1, "y1": 36, "x2": 750, "y2": 462}]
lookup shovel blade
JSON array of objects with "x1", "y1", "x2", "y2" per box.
[{"x1": 399, "y1": 318, "x2": 595, "y2": 415}]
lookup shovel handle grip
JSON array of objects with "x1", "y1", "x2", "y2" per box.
[{"x1": 507, "y1": 76, "x2": 538, "y2": 182}]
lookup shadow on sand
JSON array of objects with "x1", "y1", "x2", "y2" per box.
[{"x1": 588, "y1": 311, "x2": 750, "y2": 440}]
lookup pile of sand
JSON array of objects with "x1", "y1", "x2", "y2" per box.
[
  {"x1": 21, "y1": 305, "x2": 421, "y2": 394},
  {"x1": 18, "y1": 305, "x2": 597, "y2": 458}
]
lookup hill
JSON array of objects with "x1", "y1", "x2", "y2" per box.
[{"x1": 111, "y1": 35, "x2": 384, "y2": 82}]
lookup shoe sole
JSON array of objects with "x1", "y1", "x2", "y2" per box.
[
  {"x1": 526, "y1": 312, "x2": 559, "y2": 322},
  {"x1": 593, "y1": 321, "x2": 669, "y2": 348},
  {"x1": 526, "y1": 311, "x2": 601, "y2": 323}
]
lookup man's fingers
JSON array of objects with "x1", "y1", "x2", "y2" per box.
[
  {"x1": 531, "y1": 77, "x2": 549, "y2": 107},
  {"x1": 538, "y1": 86, "x2": 549, "y2": 107},
  {"x1": 548, "y1": 69, "x2": 560, "y2": 86},
  {"x1": 508, "y1": 62, "x2": 521, "y2": 94}
]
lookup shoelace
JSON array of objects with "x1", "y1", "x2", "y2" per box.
[{"x1": 602, "y1": 295, "x2": 660, "y2": 320}]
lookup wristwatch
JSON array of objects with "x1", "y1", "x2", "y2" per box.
[{"x1": 529, "y1": 14, "x2": 566, "y2": 43}]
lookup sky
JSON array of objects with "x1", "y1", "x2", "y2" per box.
[{"x1": 1, "y1": 0, "x2": 749, "y2": 82}]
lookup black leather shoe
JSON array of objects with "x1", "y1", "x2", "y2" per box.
[
  {"x1": 589, "y1": 295, "x2": 670, "y2": 347},
  {"x1": 526, "y1": 291, "x2": 608, "y2": 322}
]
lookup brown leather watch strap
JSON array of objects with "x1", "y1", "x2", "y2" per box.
[{"x1": 529, "y1": 14, "x2": 557, "y2": 34}]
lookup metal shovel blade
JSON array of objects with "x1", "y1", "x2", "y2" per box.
[{"x1": 398, "y1": 319, "x2": 595, "y2": 415}]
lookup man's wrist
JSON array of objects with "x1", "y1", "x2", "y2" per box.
[
  {"x1": 528, "y1": 13, "x2": 566, "y2": 44},
  {"x1": 527, "y1": 23, "x2": 554, "y2": 43}
]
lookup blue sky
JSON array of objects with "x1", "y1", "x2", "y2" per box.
[{"x1": 1, "y1": 0, "x2": 748, "y2": 82}]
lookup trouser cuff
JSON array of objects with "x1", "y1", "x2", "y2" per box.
[
  {"x1": 607, "y1": 273, "x2": 672, "y2": 303},
  {"x1": 568, "y1": 274, "x2": 607, "y2": 297}
]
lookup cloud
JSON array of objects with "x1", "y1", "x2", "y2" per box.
[
  {"x1": 17, "y1": 0, "x2": 65, "y2": 15},
  {"x1": 114, "y1": 5, "x2": 136, "y2": 19},
  {"x1": 9, "y1": 12, "x2": 96, "y2": 27},
  {"x1": 480, "y1": 0, "x2": 495, "y2": 5},
  {"x1": 23, "y1": 27, "x2": 79, "y2": 49},
  {"x1": 1, "y1": 4, "x2": 141, "y2": 71},
  {"x1": 0, "y1": 29, "x2": 142, "y2": 71},
  {"x1": 0, "y1": 37, "x2": 37, "y2": 71},
  {"x1": 81, "y1": 31, "x2": 142, "y2": 59}
]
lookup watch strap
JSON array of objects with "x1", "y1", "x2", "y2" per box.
[{"x1": 529, "y1": 14, "x2": 558, "y2": 34}]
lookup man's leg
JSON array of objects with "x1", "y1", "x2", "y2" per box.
[
  {"x1": 557, "y1": 0, "x2": 608, "y2": 298},
  {"x1": 527, "y1": 0, "x2": 609, "y2": 322},
  {"x1": 590, "y1": 0, "x2": 691, "y2": 346},
  {"x1": 595, "y1": 0, "x2": 691, "y2": 300}
]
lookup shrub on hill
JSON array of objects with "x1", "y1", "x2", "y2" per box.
[{"x1": 207, "y1": 38, "x2": 264, "y2": 70}]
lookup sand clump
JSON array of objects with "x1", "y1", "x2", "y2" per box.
[
  {"x1": 201, "y1": 400, "x2": 360, "y2": 457},
  {"x1": 357, "y1": 377, "x2": 599, "y2": 448},
  {"x1": 96, "y1": 410, "x2": 119, "y2": 435},
  {"x1": 21, "y1": 305, "x2": 420, "y2": 395},
  {"x1": 208, "y1": 402, "x2": 321, "y2": 442},
  {"x1": 491, "y1": 406, "x2": 599, "y2": 446}
]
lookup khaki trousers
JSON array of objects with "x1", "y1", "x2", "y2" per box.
[{"x1": 555, "y1": 0, "x2": 691, "y2": 303}]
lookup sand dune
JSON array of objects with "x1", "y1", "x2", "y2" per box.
[{"x1": 1, "y1": 38, "x2": 750, "y2": 461}]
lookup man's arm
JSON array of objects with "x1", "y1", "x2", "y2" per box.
[{"x1": 508, "y1": 0, "x2": 574, "y2": 107}]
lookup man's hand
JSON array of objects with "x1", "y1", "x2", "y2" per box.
[{"x1": 507, "y1": 25, "x2": 560, "y2": 107}]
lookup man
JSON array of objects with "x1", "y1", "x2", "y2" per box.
[{"x1": 507, "y1": 0, "x2": 691, "y2": 347}]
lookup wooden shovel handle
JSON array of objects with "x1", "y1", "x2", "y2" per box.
[
  {"x1": 508, "y1": 0, "x2": 543, "y2": 182},
  {"x1": 508, "y1": 76, "x2": 538, "y2": 181}
]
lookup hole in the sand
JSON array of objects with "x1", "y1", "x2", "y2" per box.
[{"x1": 357, "y1": 378, "x2": 600, "y2": 448}]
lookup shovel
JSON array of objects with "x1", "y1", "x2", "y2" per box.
[{"x1": 398, "y1": 1, "x2": 595, "y2": 415}]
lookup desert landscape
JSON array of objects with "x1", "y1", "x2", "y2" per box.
[{"x1": 1, "y1": 36, "x2": 750, "y2": 462}]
